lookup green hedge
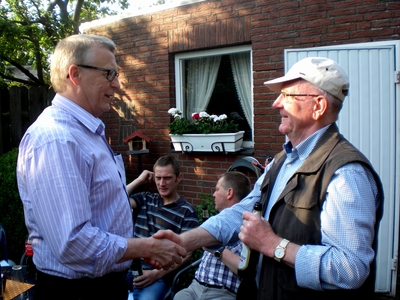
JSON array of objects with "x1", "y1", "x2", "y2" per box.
[{"x1": 0, "y1": 148, "x2": 27, "y2": 263}]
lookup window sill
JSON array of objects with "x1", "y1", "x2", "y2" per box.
[{"x1": 170, "y1": 147, "x2": 254, "y2": 156}]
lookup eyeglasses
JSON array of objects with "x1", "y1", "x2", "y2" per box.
[
  {"x1": 67, "y1": 64, "x2": 119, "y2": 81},
  {"x1": 78, "y1": 64, "x2": 119, "y2": 81},
  {"x1": 280, "y1": 92, "x2": 320, "y2": 100}
]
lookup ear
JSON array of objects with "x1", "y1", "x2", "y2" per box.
[
  {"x1": 67, "y1": 64, "x2": 81, "y2": 85},
  {"x1": 312, "y1": 96, "x2": 328, "y2": 120},
  {"x1": 176, "y1": 173, "x2": 182, "y2": 184},
  {"x1": 226, "y1": 187, "x2": 234, "y2": 200}
]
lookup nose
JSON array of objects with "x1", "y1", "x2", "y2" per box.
[
  {"x1": 110, "y1": 77, "x2": 121, "y2": 89},
  {"x1": 272, "y1": 93, "x2": 284, "y2": 108}
]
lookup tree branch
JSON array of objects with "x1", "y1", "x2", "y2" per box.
[
  {"x1": 0, "y1": 73, "x2": 41, "y2": 86},
  {"x1": 0, "y1": 55, "x2": 44, "y2": 85},
  {"x1": 73, "y1": 0, "x2": 85, "y2": 34}
]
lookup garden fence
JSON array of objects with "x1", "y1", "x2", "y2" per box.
[{"x1": 0, "y1": 86, "x2": 54, "y2": 155}]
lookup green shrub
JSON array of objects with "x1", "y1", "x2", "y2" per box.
[
  {"x1": 196, "y1": 193, "x2": 218, "y2": 223},
  {"x1": 0, "y1": 148, "x2": 27, "y2": 263}
]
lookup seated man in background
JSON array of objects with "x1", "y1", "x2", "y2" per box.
[
  {"x1": 174, "y1": 171, "x2": 252, "y2": 300},
  {"x1": 126, "y1": 155, "x2": 199, "y2": 300}
]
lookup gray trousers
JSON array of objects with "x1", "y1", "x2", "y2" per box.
[{"x1": 174, "y1": 279, "x2": 236, "y2": 300}]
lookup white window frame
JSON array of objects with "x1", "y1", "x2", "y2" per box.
[{"x1": 174, "y1": 45, "x2": 254, "y2": 148}]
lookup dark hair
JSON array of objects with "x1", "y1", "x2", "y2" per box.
[
  {"x1": 153, "y1": 155, "x2": 180, "y2": 177},
  {"x1": 220, "y1": 171, "x2": 251, "y2": 201}
]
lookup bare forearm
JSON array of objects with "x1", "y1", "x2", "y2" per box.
[
  {"x1": 220, "y1": 249, "x2": 240, "y2": 275},
  {"x1": 180, "y1": 227, "x2": 221, "y2": 252},
  {"x1": 126, "y1": 178, "x2": 142, "y2": 195},
  {"x1": 120, "y1": 238, "x2": 152, "y2": 261},
  {"x1": 126, "y1": 170, "x2": 154, "y2": 195}
]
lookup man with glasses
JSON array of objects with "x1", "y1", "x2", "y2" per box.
[
  {"x1": 156, "y1": 57, "x2": 383, "y2": 300},
  {"x1": 16, "y1": 34, "x2": 186, "y2": 300}
]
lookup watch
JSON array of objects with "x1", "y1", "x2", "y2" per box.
[
  {"x1": 214, "y1": 248, "x2": 225, "y2": 260},
  {"x1": 274, "y1": 238, "x2": 290, "y2": 262}
]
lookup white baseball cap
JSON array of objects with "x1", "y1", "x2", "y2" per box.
[{"x1": 264, "y1": 57, "x2": 349, "y2": 101}]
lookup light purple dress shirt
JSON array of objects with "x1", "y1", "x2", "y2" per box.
[{"x1": 17, "y1": 94, "x2": 133, "y2": 279}]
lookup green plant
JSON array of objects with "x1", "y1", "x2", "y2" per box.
[
  {"x1": 196, "y1": 193, "x2": 218, "y2": 223},
  {"x1": 0, "y1": 148, "x2": 27, "y2": 264},
  {"x1": 168, "y1": 108, "x2": 239, "y2": 135}
]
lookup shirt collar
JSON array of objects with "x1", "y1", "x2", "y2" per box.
[
  {"x1": 283, "y1": 124, "x2": 332, "y2": 161},
  {"x1": 52, "y1": 93, "x2": 104, "y2": 135}
]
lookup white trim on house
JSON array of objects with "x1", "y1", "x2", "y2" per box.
[{"x1": 80, "y1": 0, "x2": 207, "y2": 32}]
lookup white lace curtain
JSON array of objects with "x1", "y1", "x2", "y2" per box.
[
  {"x1": 186, "y1": 53, "x2": 251, "y2": 127},
  {"x1": 186, "y1": 56, "x2": 221, "y2": 116},
  {"x1": 230, "y1": 52, "x2": 252, "y2": 127}
]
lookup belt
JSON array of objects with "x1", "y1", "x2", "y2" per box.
[{"x1": 195, "y1": 279, "x2": 236, "y2": 294}]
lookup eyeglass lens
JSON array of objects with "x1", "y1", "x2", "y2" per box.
[{"x1": 107, "y1": 70, "x2": 118, "y2": 81}]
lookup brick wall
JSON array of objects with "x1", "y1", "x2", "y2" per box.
[{"x1": 84, "y1": 0, "x2": 400, "y2": 204}]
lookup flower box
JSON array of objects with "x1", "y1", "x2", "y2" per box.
[{"x1": 170, "y1": 131, "x2": 244, "y2": 153}]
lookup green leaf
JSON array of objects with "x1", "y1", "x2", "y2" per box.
[{"x1": 0, "y1": 0, "x2": 132, "y2": 88}]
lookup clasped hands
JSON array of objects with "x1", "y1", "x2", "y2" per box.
[
  {"x1": 143, "y1": 230, "x2": 186, "y2": 271},
  {"x1": 149, "y1": 211, "x2": 280, "y2": 270}
]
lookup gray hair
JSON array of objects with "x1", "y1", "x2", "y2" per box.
[
  {"x1": 50, "y1": 34, "x2": 116, "y2": 92},
  {"x1": 316, "y1": 87, "x2": 343, "y2": 120}
]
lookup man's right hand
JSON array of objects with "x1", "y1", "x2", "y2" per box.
[
  {"x1": 137, "y1": 170, "x2": 154, "y2": 185},
  {"x1": 145, "y1": 235, "x2": 187, "y2": 270},
  {"x1": 122, "y1": 234, "x2": 186, "y2": 270}
]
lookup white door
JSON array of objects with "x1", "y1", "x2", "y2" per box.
[{"x1": 286, "y1": 40, "x2": 400, "y2": 297}]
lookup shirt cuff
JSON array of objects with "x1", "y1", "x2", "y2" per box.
[
  {"x1": 295, "y1": 245, "x2": 326, "y2": 291},
  {"x1": 93, "y1": 235, "x2": 129, "y2": 276}
]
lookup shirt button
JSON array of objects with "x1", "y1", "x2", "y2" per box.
[{"x1": 287, "y1": 164, "x2": 291, "y2": 168}]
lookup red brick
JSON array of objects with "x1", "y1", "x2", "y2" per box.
[{"x1": 81, "y1": 0, "x2": 400, "y2": 199}]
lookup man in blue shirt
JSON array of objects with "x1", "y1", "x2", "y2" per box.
[
  {"x1": 155, "y1": 57, "x2": 383, "y2": 300},
  {"x1": 17, "y1": 34, "x2": 185, "y2": 300},
  {"x1": 174, "y1": 171, "x2": 251, "y2": 300}
]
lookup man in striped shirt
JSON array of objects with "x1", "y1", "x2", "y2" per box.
[
  {"x1": 126, "y1": 155, "x2": 199, "y2": 300},
  {"x1": 16, "y1": 34, "x2": 185, "y2": 300},
  {"x1": 174, "y1": 171, "x2": 251, "y2": 300}
]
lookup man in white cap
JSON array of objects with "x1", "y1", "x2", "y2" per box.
[{"x1": 157, "y1": 57, "x2": 383, "y2": 300}]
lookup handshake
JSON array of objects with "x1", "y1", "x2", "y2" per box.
[
  {"x1": 130, "y1": 209, "x2": 270, "y2": 271},
  {"x1": 133, "y1": 229, "x2": 188, "y2": 270}
]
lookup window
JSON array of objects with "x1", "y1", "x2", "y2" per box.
[{"x1": 174, "y1": 45, "x2": 253, "y2": 148}]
